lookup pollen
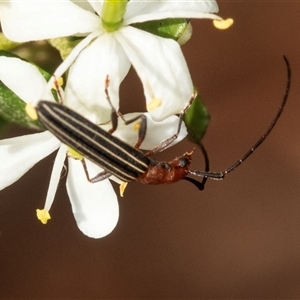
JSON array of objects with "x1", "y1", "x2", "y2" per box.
[
  {"x1": 213, "y1": 18, "x2": 234, "y2": 30},
  {"x1": 133, "y1": 121, "x2": 141, "y2": 131},
  {"x1": 36, "y1": 209, "x2": 51, "y2": 224},
  {"x1": 25, "y1": 103, "x2": 38, "y2": 120},
  {"x1": 147, "y1": 98, "x2": 162, "y2": 112},
  {"x1": 67, "y1": 147, "x2": 84, "y2": 160},
  {"x1": 119, "y1": 182, "x2": 128, "y2": 197}
]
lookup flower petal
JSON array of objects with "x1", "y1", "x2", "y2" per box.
[
  {"x1": 0, "y1": 0, "x2": 99, "y2": 42},
  {"x1": 64, "y1": 34, "x2": 131, "y2": 123},
  {"x1": 66, "y1": 158, "x2": 119, "y2": 238},
  {"x1": 115, "y1": 27, "x2": 193, "y2": 121},
  {"x1": 0, "y1": 131, "x2": 60, "y2": 190},
  {"x1": 125, "y1": 0, "x2": 220, "y2": 24},
  {"x1": 71, "y1": 0, "x2": 95, "y2": 13},
  {"x1": 87, "y1": 0, "x2": 103, "y2": 16},
  {"x1": 102, "y1": 112, "x2": 187, "y2": 150},
  {"x1": 0, "y1": 57, "x2": 49, "y2": 103},
  {"x1": 43, "y1": 145, "x2": 67, "y2": 211},
  {"x1": 35, "y1": 30, "x2": 103, "y2": 107}
]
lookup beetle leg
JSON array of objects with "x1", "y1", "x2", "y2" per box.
[
  {"x1": 80, "y1": 158, "x2": 111, "y2": 183},
  {"x1": 52, "y1": 75, "x2": 64, "y2": 104},
  {"x1": 105, "y1": 75, "x2": 147, "y2": 148}
]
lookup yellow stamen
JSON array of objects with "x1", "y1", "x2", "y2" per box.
[
  {"x1": 119, "y1": 182, "x2": 128, "y2": 197},
  {"x1": 25, "y1": 102, "x2": 38, "y2": 120},
  {"x1": 213, "y1": 18, "x2": 234, "y2": 30},
  {"x1": 67, "y1": 147, "x2": 84, "y2": 160},
  {"x1": 36, "y1": 209, "x2": 51, "y2": 224},
  {"x1": 147, "y1": 98, "x2": 162, "y2": 112},
  {"x1": 133, "y1": 121, "x2": 141, "y2": 131}
]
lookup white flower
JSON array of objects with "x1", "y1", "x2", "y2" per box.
[
  {"x1": 0, "y1": 56, "x2": 187, "y2": 238},
  {"x1": 0, "y1": 0, "x2": 221, "y2": 122}
]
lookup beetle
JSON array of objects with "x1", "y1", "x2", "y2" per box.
[{"x1": 36, "y1": 56, "x2": 291, "y2": 191}]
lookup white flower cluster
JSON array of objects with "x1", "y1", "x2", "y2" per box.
[{"x1": 0, "y1": 0, "x2": 221, "y2": 238}]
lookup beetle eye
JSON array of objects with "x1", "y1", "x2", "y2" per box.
[
  {"x1": 178, "y1": 157, "x2": 189, "y2": 167},
  {"x1": 161, "y1": 162, "x2": 172, "y2": 170}
]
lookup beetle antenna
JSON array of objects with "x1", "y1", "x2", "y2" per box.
[{"x1": 189, "y1": 55, "x2": 291, "y2": 180}]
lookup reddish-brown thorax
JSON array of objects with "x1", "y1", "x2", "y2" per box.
[{"x1": 137, "y1": 151, "x2": 193, "y2": 185}]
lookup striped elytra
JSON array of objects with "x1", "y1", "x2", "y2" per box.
[{"x1": 37, "y1": 101, "x2": 150, "y2": 182}]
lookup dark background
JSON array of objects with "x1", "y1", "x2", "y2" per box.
[{"x1": 1, "y1": 2, "x2": 300, "y2": 299}]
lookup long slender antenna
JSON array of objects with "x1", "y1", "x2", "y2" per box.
[{"x1": 189, "y1": 55, "x2": 291, "y2": 180}]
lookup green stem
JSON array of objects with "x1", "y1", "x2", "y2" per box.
[{"x1": 101, "y1": 0, "x2": 128, "y2": 32}]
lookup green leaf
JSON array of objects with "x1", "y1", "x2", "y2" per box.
[
  {"x1": 0, "y1": 51, "x2": 52, "y2": 130},
  {"x1": 0, "y1": 116, "x2": 8, "y2": 136},
  {"x1": 131, "y1": 18, "x2": 191, "y2": 44},
  {"x1": 183, "y1": 94, "x2": 210, "y2": 144}
]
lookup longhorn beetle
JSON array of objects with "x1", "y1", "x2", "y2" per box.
[{"x1": 36, "y1": 56, "x2": 291, "y2": 191}]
